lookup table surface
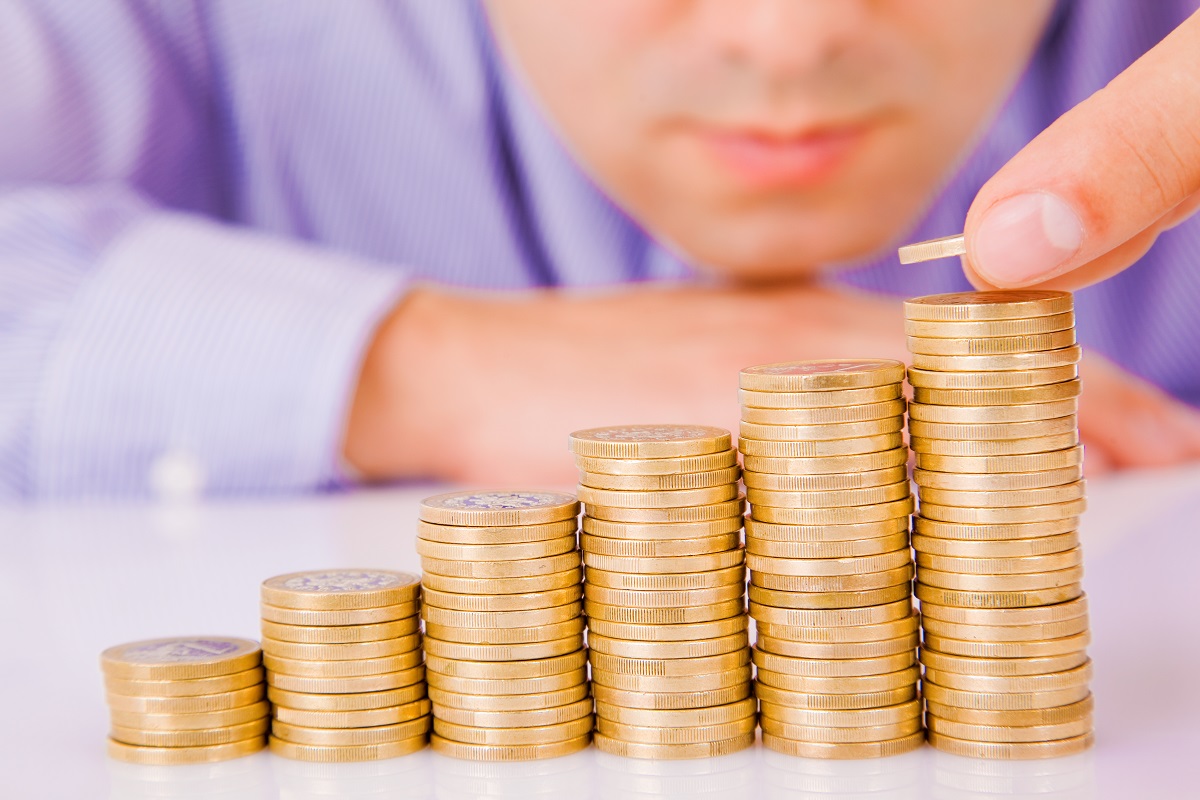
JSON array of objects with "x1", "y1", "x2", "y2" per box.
[{"x1": 3, "y1": 465, "x2": 1199, "y2": 799}]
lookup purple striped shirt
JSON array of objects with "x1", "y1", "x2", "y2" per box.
[{"x1": 2, "y1": 0, "x2": 1198, "y2": 499}]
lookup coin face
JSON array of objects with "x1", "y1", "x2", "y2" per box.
[
  {"x1": 739, "y1": 360, "x2": 905, "y2": 391},
  {"x1": 261, "y1": 570, "x2": 420, "y2": 610},
  {"x1": 904, "y1": 290, "x2": 1073, "y2": 320},
  {"x1": 420, "y1": 491, "x2": 579, "y2": 525},
  {"x1": 568, "y1": 425, "x2": 731, "y2": 458},
  {"x1": 101, "y1": 637, "x2": 261, "y2": 680}
]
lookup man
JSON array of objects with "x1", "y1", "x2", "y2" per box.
[{"x1": 2, "y1": 0, "x2": 1199, "y2": 499}]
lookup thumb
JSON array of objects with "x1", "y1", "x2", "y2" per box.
[{"x1": 963, "y1": 9, "x2": 1200, "y2": 290}]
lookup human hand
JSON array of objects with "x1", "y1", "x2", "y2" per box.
[{"x1": 961, "y1": 9, "x2": 1200, "y2": 291}]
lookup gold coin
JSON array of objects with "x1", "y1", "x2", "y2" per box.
[
  {"x1": 912, "y1": 534, "x2": 1079, "y2": 560},
  {"x1": 748, "y1": 582, "x2": 911, "y2": 611},
  {"x1": 927, "y1": 730, "x2": 1093, "y2": 759},
  {"x1": 752, "y1": 564, "x2": 914, "y2": 593},
  {"x1": 746, "y1": 481, "x2": 910, "y2": 509},
  {"x1": 268, "y1": 685, "x2": 427, "y2": 713},
  {"x1": 421, "y1": 585, "x2": 581, "y2": 613},
  {"x1": 427, "y1": 668, "x2": 587, "y2": 696},
  {"x1": 750, "y1": 497, "x2": 914, "y2": 526},
  {"x1": 429, "y1": 683, "x2": 588, "y2": 712},
  {"x1": 595, "y1": 731, "x2": 756, "y2": 759},
  {"x1": 420, "y1": 567, "x2": 582, "y2": 596},
  {"x1": 260, "y1": 570, "x2": 421, "y2": 611},
  {"x1": 739, "y1": 359, "x2": 905, "y2": 392},
  {"x1": 107, "y1": 736, "x2": 266, "y2": 765},
  {"x1": 905, "y1": 311, "x2": 1075, "y2": 338},
  {"x1": 923, "y1": 630, "x2": 1089, "y2": 659},
  {"x1": 754, "y1": 683, "x2": 917, "y2": 710},
  {"x1": 104, "y1": 667, "x2": 264, "y2": 699},
  {"x1": 261, "y1": 633, "x2": 420, "y2": 662},
  {"x1": 924, "y1": 661, "x2": 1092, "y2": 693},
  {"x1": 740, "y1": 383, "x2": 902, "y2": 409},
  {"x1": 911, "y1": 348, "x2": 1080, "y2": 374},
  {"x1": 924, "y1": 694, "x2": 1093, "y2": 726},
  {"x1": 915, "y1": 447, "x2": 1084, "y2": 477},
  {"x1": 420, "y1": 550, "x2": 580, "y2": 580},
  {"x1": 917, "y1": 565, "x2": 1083, "y2": 593},
  {"x1": 757, "y1": 665, "x2": 919, "y2": 694},
  {"x1": 577, "y1": 483, "x2": 739, "y2": 509},
  {"x1": 743, "y1": 465, "x2": 908, "y2": 492},
  {"x1": 268, "y1": 735, "x2": 427, "y2": 762},
  {"x1": 424, "y1": 617, "x2": 583, "y2": 645},
  {"x1": 909, "y1": 398, "x2": 1078, "y2": 424},
  {"x1": 760, "y1": 716, "x2": 922, "y2": 744},
  {"x1": 416, "y1": 518, "x2": 577, "y2": 545},
  {"x1": 594, "y1": 697, "x2": 756, "y2": 727},
  {"x1": 920, "y1": 594, "x2": 1088, "y2": 626},
  {"x1": 913, "y1": 379, "x2": 1081, "y2": 406},
  {"x1": 746, "y1": 516, "x2": 909, "y2": 543},
  {"x1": 582, "y1": 532, "x2": 740, "y2": 558},
  {"x1": 753, "y1": 647, "x2": 914, "y2": 678},
  {"x1": 589, "y1": 648, "x2": 750, "y2": 678},
  {"x1": 431, "y1": 732, "x2": 591, "y2": 761},
  {"x1": 425, "y1": 649, "x2": 587, "y2": 680},
  {"x1": 420, "y1": 491, "x2": 579, "y2": 526},
  {"x1": 584, "y1": 564, "x2": 744, "y2": 591},
  {"x1": 416, "y1": 535, "x2": 578, "y2": 562},
  {"x1": 742, "y1": 400, "x2": 906, "y2": 426},
  {"x1": 423, "y1": 635, "x2": 583, "y2": 663},
  {"x1": 581, "y1": 466, "x2": 741, "y2": 491},
  {"x1": 913, "y1": 516, "x2": 1078, "y2": 541},
  {"x1": 758, "y1": 698, "x2": 921, "y2": 727},
  {"x1": 260, "y1": 618, "x2": 418, "y2": 645},
  {"x1": 907, "y1": 331, "x2": 1076, "y2": 357},
  {"x1": 912, "y1": 432, "x2": 1079, "y2": 458},
  {"x1": 584, "y1": 598, "x2": 745, "y2": 626},
  {"x1": 926, "y1": 714, "x2": 1092, "y2": 744},
  {"x1": 422, "y1": 602, "x2": 582, "y2": 629},
  {"x1": 917, "y1": 549, "x2": 1083, "y2": 578},
  {"x1": 101, "y1": 637, "x2": 261, "y2": 681},
  {"x1": 912, "y1": 467, "x2": 1082, "y2": 494},
  {"x1": 569, "y1": 424, "x2": 731, "y2": 459},
  {"x1": 574, "y1": 449, "x2": 738, "y2": 476},
  {"x1": 273, "y1": 715, "x2": 430, "y2": 747},
  {"x1": 260, "y1": 601, "x2": 418, "y2": 627},
  {"x1": 106, "y1": 684, "x2": 264, "y2": 714},
  {"x1": 910, "y1": 416, "x2": 1077, "y2": 444},
  {"x1": 904, "y1": 290, "x2": 1072, "y2": 321},
  {"x1": 587, "y1": 631, "x2": 749, "y2": 660},
  {"x1": 922, "y1": 682, "x2": 1089, "y2": 711},
  {"x1": 263, "y1": 650, "x2": 421, "y2": 678},
  {"x1": 751, "y1": 598, "x2": 912, "y2": 628},
  {"x1": 757, "y1": 613, "x2": 919, "y2": 644},
  {"x1": 919, "y1": 483, "x2": 1085, "y2": 510},
  {"x1": 757, "y1": 633, "x2": 918, "y2": 661},
  {"x1": 595, "y1": 714, "x2": 756, "y2": 745},
  {"x1": 433, "y1": 697, "x2": 594, "y2": 728},
  {"x1": 109, "y1": 717, "x2": 269, "y2": 748},
  {"x1": 919, "y1": 499, "x2": 1086, "y2": 526},
  {"x1": 584, "y1": 497, "x2": 745, "y2": 524},
  {"x1": 747, "y1": 533, "x2": 910, "y2": 561},
  {"x1": 266, "y1": 665, "x2": 425, "y2": 695},
  {"x1": 433, "y1": 715, "x2": 594, "y2": 746},
  {"x1": 743, "y1": 447, "x2": 908, "y2": 476},
  {"x1": 108, "y1": 701, "x2": 269, "y2": 732},
  {"x1": 592, "y1": 666, "x2": 751, "y2": 694},
  {"x1": 582, "y1": 515, "x2": 743, "y2": 541},
  {"x1": 587, "y1": 615, "x2": 747, "y2": 643},
  {"x1": 582, "y1": 547, "x2": 743, "y2": 574},
  {"x1": 739, "y1": 417, "x2": 904, "y2": 443},
  {"x1": 747, "y1": 547, "x2": 911, "y2": 578},
  {"x1": 739, "y1": 433, "x2": 904, "y2": 459},
  {"x1": 762, "y1": 730, "x2": 925, "y2": 759},
  {"x1": 584, "y1": 581, "x2": 743, "y2": 609},
  {"x1": 918, "y1": 648, "x2": 1088, "y2": 677}
]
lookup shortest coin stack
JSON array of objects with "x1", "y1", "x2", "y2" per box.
[
  {"x1": 418, "y1": 491, "x2": 593, "y2": 761},
  {"x1": 102, "y1": 636, "x2": 268, "y2": 764},
  {"x1": 260, "y1": 569, "x2": 428, "y2": 762}
]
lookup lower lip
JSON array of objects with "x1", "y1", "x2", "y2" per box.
[{"x1": 700, "y1": 127, "x2": 866, "y2": 188}]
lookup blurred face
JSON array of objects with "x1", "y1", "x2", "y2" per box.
[{"x1": 485, "y1": 0, "x2": 1055, "y2": 280}]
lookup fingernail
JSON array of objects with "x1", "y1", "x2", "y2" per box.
[{"x1": 972, "y1": 192, "x2": 1083, "y2": 285}]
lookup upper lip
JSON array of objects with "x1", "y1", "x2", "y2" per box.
[{"x1": 699, "y1": 118, "x2": 871, "y2": 141}]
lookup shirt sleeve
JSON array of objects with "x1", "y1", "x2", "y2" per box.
[{"x1": 0, "y1": 3, "x2": 410, "y2": 499}]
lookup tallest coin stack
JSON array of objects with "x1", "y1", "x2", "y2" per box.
[{"x1": 905, "y1": 290, "x2": 1094, "y2": 759}]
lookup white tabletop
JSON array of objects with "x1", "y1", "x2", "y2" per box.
[{"x1": 3, "y1": 466, "x2": 1199, "y2": 799}]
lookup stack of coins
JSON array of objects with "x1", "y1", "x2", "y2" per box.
[
  {"x1": 569, "y1": 425, "x2": 756, "y2": 759},
  {"x1": 905, "y1": 290, "x2": 1094, "y2": 759},
  {"x1": 102, "y1": 636, "x2": 268, "y2": 764},
  {"x1": 260, "y1": 569, "x2": 428, "y2": 761},
  {"x1": 417, "y1": 491, "x2": 593, "y2": 761},
  {"x1": 738, "y1": 361, "x2": 924, "y2": 759}
]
